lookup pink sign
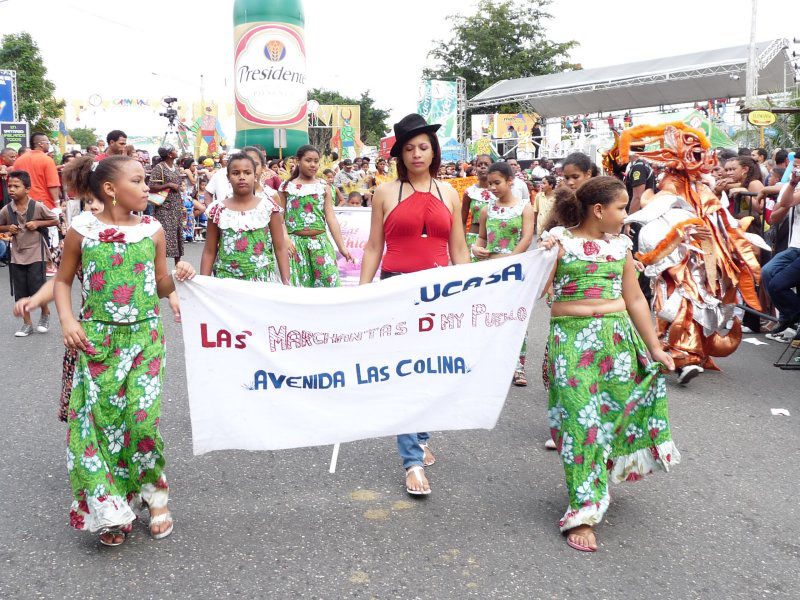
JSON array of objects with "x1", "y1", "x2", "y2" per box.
[{"x1": 332, "y1": 206, "x2": 381, "y2": 285}]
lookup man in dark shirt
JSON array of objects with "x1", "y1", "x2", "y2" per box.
[
  {"x1": 624, "y1": 154, "x2": 657, "y2": 214},
  {"x1": 623, "y1": 149, "x2": 657, "y2": 302},
  {"x1": 531, "y1": 121, "x2": 542, "y2": 158}
]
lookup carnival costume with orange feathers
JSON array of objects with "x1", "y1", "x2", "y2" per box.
[{"x1": 605, "y1": 123, "x2": 769, "y2": 372}]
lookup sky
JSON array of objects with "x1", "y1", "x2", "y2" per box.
[{"x1": 1, "y1": 0, "x2": 799, "y2": 145}]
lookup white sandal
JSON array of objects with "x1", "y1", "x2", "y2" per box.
[
  {"x1": 420, "y1": 443, "x2": 436, "y2": 466},
  {"x1": 142, "y1": 502, "x2": 174, "y2": 540},
  {"x1": 99, "y1": 527, "x2": 126, "y2": 547},
  {"x1": 405, "y1": 465, "x2": 431, "y2": 496}
]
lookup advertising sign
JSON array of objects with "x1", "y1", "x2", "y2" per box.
[
  {"x1": 0, "y1": 70, "x2": 17, "y2": 122},
  {"x1": 0, "y1": 122, "x2": 29, "y2": 152},
  {"x1": 234, "y1": 23, "x2": 307, "y2": 127},
  {"x1": 748, "y1": 110, "x2": 776, "y2": 127},
  {"x1": 378, "y1": 135, "x2": 395, "y2": 159}
]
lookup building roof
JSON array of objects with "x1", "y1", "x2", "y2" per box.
[{"x1": 468, "y1": 39, "x2": 793, "y2": 117}]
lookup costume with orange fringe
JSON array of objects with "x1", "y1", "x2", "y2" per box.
[{"x1": 605, "y1": 123, "x2": 768, "y2": 371}]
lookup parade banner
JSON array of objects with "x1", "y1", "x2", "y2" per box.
[
  {"x1": 418, "y1": 79, "x2": 462, "y2": 161},
  {"x1": 177, "y1": 248, "x2": 557, "y2": 455},
  {"x1": 315, "y1": 105, "x2": 363, "y2": 160},
  {"x1": 418, "y1": 80, "x2": 458, "y2": 138},
  {"x1": 192, "y1": 103, "x2": 227, "y2": 157},
  {"x1": 332, "y1": 206, "x2": 377, "y2": 285},
  {"x1": 470, "y1": 113, "x2": 541, "y2": 152}
]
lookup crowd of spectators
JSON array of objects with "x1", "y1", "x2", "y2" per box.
[{"x1": 2, "y1": 126, "x2": 796, "y2": 351}]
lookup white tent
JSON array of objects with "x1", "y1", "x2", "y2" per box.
[{"x1": 468, "y1": 39, "x2": 794, "y2": 117}]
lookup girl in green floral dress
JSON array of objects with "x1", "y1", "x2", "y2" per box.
[
  {"x1": 460, "y1": 154, "x2": 496, "y2": 262},
  {"x1": 200, "y1": 153, "x2": 289, "y2": 284},
  {"x1": 56, "y1": 155, "x2": 195, "y2": 546},
  {"x1": 472, "y1": 162, "x2": 535, "y2": 386},
  {"x1": 539, "y1": 176, "x2": 679, "y2": 553},
  {"x1": 277, "y1": 145, "x2": 353, "y2": 287}
]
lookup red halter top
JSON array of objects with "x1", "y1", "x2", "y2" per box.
[{"x1": 382, "y1": 180, "x2": 452, "y2": 273}]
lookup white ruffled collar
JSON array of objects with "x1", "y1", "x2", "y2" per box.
[
  {"x1": 280, "y1": 179, "x2": 325, "y2": 197},
  {"x1": 488, "y1": 199, "x2": 525, "y2": 219},
  {"x1": 544, "y1": 225, "x2": 632, "y2": 261},
  {"x1": 207, "y1": 196, "x2": 281, "y2": 231},
  {"x1": 465, "y1": 184, "x2": 495, "y2": 203},
  {"x1": 70, "y1": 212, "x2": 161, "y2": 243}
]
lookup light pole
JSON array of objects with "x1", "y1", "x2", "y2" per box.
[{"x1": 745, "y1": 0, "x2": 758, "y2": 107}]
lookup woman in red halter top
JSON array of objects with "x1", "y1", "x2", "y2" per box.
[{"x1": 360, "y1": 113, "x2": 470, "y2": 496}]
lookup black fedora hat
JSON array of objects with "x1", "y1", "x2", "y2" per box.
[{"x1": 389, "y1": 113, "x2": 440, "y2": 157}]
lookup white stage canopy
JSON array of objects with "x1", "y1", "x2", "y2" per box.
[{"x1": 468, "y1": 40, "x2": 794, "y2": 117}]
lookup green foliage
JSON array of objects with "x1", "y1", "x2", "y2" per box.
[
  {"x1": 423, "y1": 0, "x2": 580, "y2": 112},
  {"x1": 0, "y1": 32, "x2": 65, "y2": 134},
  {"x1": 68, "y1": 127, "x2": 98, "y2": 149},
  {"x1": 308, "y1": 88, "x2": 391, "y2": 151}
]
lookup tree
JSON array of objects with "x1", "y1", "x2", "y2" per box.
[
  {"x1": 0, "y1": 33, "x2": 65, "y2": 134},
  {"x1": 423, "y1": 0, "x2": 579, "y2": 112},
  {"x1": 68, "y1": 127, "x2": 98, "y2": 150},
  {"x1": 307, "y1": 88, "x2": 391, "y2": 150}
]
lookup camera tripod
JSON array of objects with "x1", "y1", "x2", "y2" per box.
[{"x1": 160, "y1": 118, "x2": 190, "y2": 156}]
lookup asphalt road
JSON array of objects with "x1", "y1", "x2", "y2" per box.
[{"x1": 0, "y1": 242, "x2": 798, "y2": 599}]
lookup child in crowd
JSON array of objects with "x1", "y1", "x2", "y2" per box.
[
  {"x1": 323, "y1": 168, "x2": 345, "y2": 206},
  {"x1": 539, "y1": 176, "x2": 678, "y2": 552},
  {"x1": 56, "y1": 155, "x2": 195, "y2": 546},
  {"x1": 533, "y1": 175, "x2": 557, "y2": 235},
  {"x1": 277, "y1": 145, "x2": 353, "y2": 287},
  {"x1": 0, "y1": 170, "x2": 58, "y2": 337},
  {"x1": 182, "y1": 186, "x2": 196, "y2": 242},
  {"x1": 200, "y1": 152, "x2": 289, "y2": 284},
  {"x1": 347, "y1": 191, "x2": 364, "y2": 207},
  {"x1": 461, "y1": 154, "x2": 496, "y2": 262},
  {"x1": 13, "y1": 195, "x2": 105, "y2": 421},
  {"x1": 472, "y1": 162, "x2": 535, "y2": 386}
]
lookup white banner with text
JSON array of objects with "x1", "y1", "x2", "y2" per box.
[{"x1": 178, "y1": 248, "x2": 557, "y2": 454}]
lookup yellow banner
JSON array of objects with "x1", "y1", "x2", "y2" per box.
[{"x1": 315, "y1": 105, "x2": 363, "y2": 160}]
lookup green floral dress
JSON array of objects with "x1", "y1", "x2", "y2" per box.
[
  {"x1": 485, "y1": 199, "x2": 524, "y2": 255},
  {"x1": 281, "y1": 179, "x2": 340, "y2": 288},
  {"x1": 207, "y1": 193, "x2": 282, "y2": 282},
  {"x1": 486, "y1": 199, "x2": 528, "y2": 374},
  {"x1": 66, "y1": 212, "x2": 168, "y2": 533},
  {"x1": 465, "y1": 184, "x2": 495, "y2": 262},
  {"x1": 542, "y1": 226, "x2": 680, "y2": 531}
]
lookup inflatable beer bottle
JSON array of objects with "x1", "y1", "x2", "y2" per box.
[{"x1": 233, "y1": 0, "x2": 309, "y2": 155}]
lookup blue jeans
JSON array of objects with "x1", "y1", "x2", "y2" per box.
[
  {"x1": 762, "y1": 247, "x2": 800, "y2": 323},
  {"x1": 397, "y1": 432, "x2": 430, "y2": 470},
  {"x1": 0, "y1": 240, "x2": 7, "y2": 260}
]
